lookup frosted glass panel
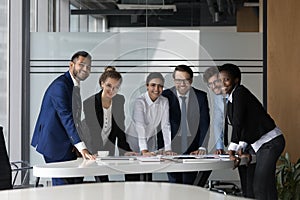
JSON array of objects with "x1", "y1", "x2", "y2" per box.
[
  {"x1": 0, "y1": 0, "x2": 8, "y2": 143},
  {"x1": 30, "y1": 30, "x2": 263, "y2": 184},
  {"x1": 30, "y1": 30, "x2": 200, "y2": 63},
  {"x1": 31, "y1": 31, "x2": 262, "y2": 66}
]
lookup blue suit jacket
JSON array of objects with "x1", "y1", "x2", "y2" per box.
[
  {"x1": 31, "y1": 71, "x2": 82, "y2": 161},
  {"x1": 159, "y1": 86, "x2": 210, "y2": 154}
]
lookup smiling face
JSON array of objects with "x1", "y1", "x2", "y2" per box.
[
  {"x1": 69, "y1": 56, "x2": 91, "y2": 82},
  {"x1": 219, "y1": 71, "x2": 239, "y2": 94},
  {"x1": 173, "y1": 71, "x2": 192, "y2": 95},
  {"x1": 207, "y1": 74, "x2": 222, "y2": 95},
  {"x1": 147, "y1": 78, "x2": 164, "y2": 101},
  {"x1": 101, "y1": 77, "x2": 121, "y2": 99}
]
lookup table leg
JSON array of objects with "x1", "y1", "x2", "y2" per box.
[
  {"x1": 94, "y1": 175, "x2": 109, "y2": 182},
  {"x1": 35, "y1": 177, "x2": 40, "y2": 187},
  {"x1": 140, "y1": 173, "x2": 152, "y2": 181},
  {"x1": 193, "y1": 170, "x2": 212, "y2": 187}
]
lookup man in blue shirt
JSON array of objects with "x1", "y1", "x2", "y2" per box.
[{"x1": 203, "y1": 66, "x2": 227, "y2": 154}]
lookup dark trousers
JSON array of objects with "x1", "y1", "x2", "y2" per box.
[
  {"x1": 168, "y1": 172, "x2": 197, "y2": 185},
  {"x1": 44, "y1": 150, "x2": 83, "y2": 186},
  {"x1": 238, "y1": 135, "x2": 285, "y2": 200},
  {"x1": 238, "y1": 163, "x2": 256, "y2": 198},
  {"x1": 168, "y1": 171, "x2": 211, "y2": 186},
  {"x1": 253, "y1": 135, "x2": 285, "y2": 200},
  {"x1": 95, "y1": 174, "x2": 142, "y2": 182}
]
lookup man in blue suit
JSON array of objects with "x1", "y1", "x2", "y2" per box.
[
  {"x1": 158, "y1": 65, "x2": 210, "y2": 185},
  {"x1": 31, "y1": 51, "x2": 95, "y2": 186}
]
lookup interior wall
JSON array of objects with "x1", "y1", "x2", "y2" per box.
[
  {"x1": 268, "y1": 0, "x2": 300, "y2": 162},
  {"x1": 29, "y1": 31, "x2": 263, "y2": 184}
]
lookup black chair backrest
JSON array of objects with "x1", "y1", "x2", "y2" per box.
[{"x1": 0, "y1": 126, "x2": 12, "y2": 190}]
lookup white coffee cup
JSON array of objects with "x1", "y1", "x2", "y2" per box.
[{"x1": 97, "y1": 151, "x2": 109, "y2": 157}]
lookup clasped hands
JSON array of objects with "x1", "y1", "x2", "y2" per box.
[{"x1": 229, "y1": 149, "x2": 252, "y2": 169}]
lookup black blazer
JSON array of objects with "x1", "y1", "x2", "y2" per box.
[
  {"x1": 82, "y1": 91, "x2": 132, "y2": 155},
  {"x1": 159, "y1": 87, "x2": 210, "y2": 154},
  {"x1": 228, "y1": 85, "x2": 276, "y2": 144}
]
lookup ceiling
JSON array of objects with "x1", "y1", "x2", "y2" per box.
[{"x1": 69, "y1": 0, "x2": 258, "y2": 27}]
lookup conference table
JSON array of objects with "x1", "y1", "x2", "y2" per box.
[
  {"x1": 33, "y1": 155, "x2": 248, "y2": 187},
  {"x1": 0, "y1": 182, "x2": 250, "y2": 200}
]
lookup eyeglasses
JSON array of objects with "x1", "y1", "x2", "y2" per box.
[
  {"x1": 148, "y1": 83, "x2": 164, "y2": 88},
  {"x1": 77, "y1": 62, "x2": 91, "y2": 70},
  {"x1": 105, "y1": 83, "x2": 120, "y2": 92},
  {"x1": 174, "y1": 79, "x2": 191, "y2": 84},
  {"x1": 207, "y1": 79, "x2": 221, "y2": 88}
]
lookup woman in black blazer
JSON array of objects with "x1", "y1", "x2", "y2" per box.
[
  {"x1": 218, "y1": 63, "x2": 285, "y2": 200},
  {"x1": 82, "y1": 67, "x2": 137, "y2": 182}
]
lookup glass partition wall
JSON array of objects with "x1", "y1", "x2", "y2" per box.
[
  {"x1": 29, "y1": 0, "x2": 262, "y2": 185},
  {"x1": 0, "y1": 1, "x2": 8, "y2": 149}
]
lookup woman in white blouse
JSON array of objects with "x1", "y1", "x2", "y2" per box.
[{"x1": 127, "y1": 72, "x2": 173, "y2": 156}]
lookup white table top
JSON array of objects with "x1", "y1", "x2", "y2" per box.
[
  {"x1": 33, "y1": 156, "x2": 235, "y2": 178},
  {"x1": 0, "y1": 182, "x2": 250, "y2": 200}
]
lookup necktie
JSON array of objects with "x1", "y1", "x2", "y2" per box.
[
  {"x1": 223, "y1": 97, "x2": 228, "y2": 147},
  {"x1": 72, "y1": 86, "x2": 82, "y2": 132},
  {"x1": 180, "y1": 96, "x2": 188, "y2": 153}
]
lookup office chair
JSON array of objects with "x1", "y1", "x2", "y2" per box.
[
  {"x1": 0, "y1": 126, "x2": 37, "y2": 189},
  {"x1": 11, "y1": 160, "x2": 33, "y2": 188},
  {"x1": 208, "y1": 180, "x2": 242, "y2": 196},
  {"x1": 0, "y1": 126, "x2": 12, "y2": 190}
]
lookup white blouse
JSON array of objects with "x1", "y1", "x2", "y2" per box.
[
  {"x1": 126, "y1": 92, "x2": 172, "y2": 152},
  {"x1": 101, "y1": 104, "x2": 112, "y2": 145}
]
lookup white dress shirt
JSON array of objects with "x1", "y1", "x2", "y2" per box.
[
  {"x1": 69, "y1": 71, "x2": 87, "y2": 152},
  {"x1": 101, "y1": 104, "x2": 112, "y2": 146},
  {"x1": 126, "y1": 92, "x2": 172, "y2": 152}
]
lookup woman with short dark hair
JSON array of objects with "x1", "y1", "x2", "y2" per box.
[{"x1": 218, "y1": 63, "x2": 285, "y2": 200}]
